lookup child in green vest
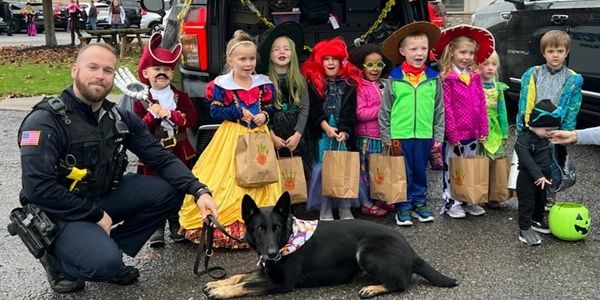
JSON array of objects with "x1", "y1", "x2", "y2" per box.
[{"x1": 379, "y1": 22, "x2": 444, "y2": 226}]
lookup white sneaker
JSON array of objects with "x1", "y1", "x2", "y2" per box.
[
  {"x1": 446, "y1": 204, "x2": 466, "y2": 219},
  {"x1": 464, "y1": 204, "x2": 486, "y2": 216},
  {"x1": 338, "y1": 207, "x2": 354, "y2": 220},
  {"x1": 320, "y1": 207, "x2": 334, "y2": 221}
]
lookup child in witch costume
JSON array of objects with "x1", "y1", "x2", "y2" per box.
[
  {"x1": 379, "y1": 22, "x2": 444, "y2": 226},
  {"x1": 433, "y1": 25, "x2": 493, "y2": 219},
  {"x1": 178, "y1": 30, "x2": 282, "y2": 248},
  {"x1": 134, "y1": 32, "x2": 198, "y2": 246},
  {"x1": 257, "y1": 21, "x2": 312, "y2": 181}
]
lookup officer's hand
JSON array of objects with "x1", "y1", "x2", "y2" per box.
[
  {"x1": 196, "y1": 194, "x2": 218, "y2": 219},
  {"x1": 96, "y1": 211, "x2": 112, "y2": 235}
]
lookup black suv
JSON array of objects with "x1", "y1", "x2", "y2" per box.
[
  {"x1": 472, "y1": 0, "x2": 600, "y2": 127},
  {"x1": 101, "y1": 0, "x2": 141, "y2": 27},
  {"x1": 140, "y1": 0, "x2": 444, "y2": 148}
]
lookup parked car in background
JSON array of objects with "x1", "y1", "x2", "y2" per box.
[
  {"x1": 101, "y1": 0, "x2": 141, "y2": 27},
  {"x1": 472, "y1": 0, "x2": 600, "y2": 127},
  {"x1": 9, "y1": 1, "x2": 44, "y2": 33},
  {"x1": 141, "y1": 0, "x2": 445, "y2": 152},
  {"x1": 140, "y1": 0, "x2": 170, "y2": 34},
  {"x1": 0, "y1": 16, "x2": 6, "y2": 34},
  {"x1": 53, "y1": 3, "x2": 69, "y2": 31}
]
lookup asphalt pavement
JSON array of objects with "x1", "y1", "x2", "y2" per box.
[{"x1": 0, "y1": 98, "x2": 598, "y2": 299}]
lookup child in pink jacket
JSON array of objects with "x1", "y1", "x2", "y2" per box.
[
  {"x1": 433, "y1": 25, "x2": 494, "y2": 219},
  {"x1": 349, "y1": 44, "x2": 393, "y2": 217}
]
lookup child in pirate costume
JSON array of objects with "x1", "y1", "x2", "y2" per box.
[{"x1": 134, "y1": 33, "x2": 198, "y2": 246}]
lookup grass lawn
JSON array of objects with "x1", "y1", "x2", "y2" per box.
[{"x1": 0, "y1": 46, "x2": 141, "y2": 99}]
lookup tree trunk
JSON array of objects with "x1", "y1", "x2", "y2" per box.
[{"x1": 43, "y1": 0, "x2": 57, "y2": 47}]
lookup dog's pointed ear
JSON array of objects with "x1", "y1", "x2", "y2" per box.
[
  {"x1": 273, "y1": 192, "x2": 291, "y2": 219},
  {"x1": 241, "y1": 194, "x2": 260, "y2": 223}
]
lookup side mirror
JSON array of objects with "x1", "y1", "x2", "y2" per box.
[
  {"x1": 140, "y1": 0, "x2": 165, "y2": 14},
  {"x1": 505, "y1": 0, "x2": 525, "y2": 9}
]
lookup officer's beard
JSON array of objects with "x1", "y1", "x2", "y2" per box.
[{"x1": 74, "y1": 75, "x2": 112, "y2": 103}]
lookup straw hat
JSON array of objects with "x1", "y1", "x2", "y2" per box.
[{"x1": 382, "y1": 21, "x2": 441, "y2": 65}]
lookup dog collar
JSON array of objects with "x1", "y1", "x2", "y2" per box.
[{"x1": 256, "y1": 217, "x2": 318, "y2": 267}]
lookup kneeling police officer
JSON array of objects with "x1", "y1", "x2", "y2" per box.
[{"x1": 14, "y1": 43, "x2": 218, "y2": 293}]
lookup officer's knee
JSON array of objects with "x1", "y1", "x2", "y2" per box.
[{"x1": 78, "y1": 250, "x2": 123, "y2": 281}]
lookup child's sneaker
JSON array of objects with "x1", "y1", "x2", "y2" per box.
[
  {"x1": 519, "y1": 229, "x2": 542, "y2": 246},
  {"x1": 412, "y1": 205, "x2": 434, "y2": 222},
  {"x1": 531, "y1": 220, "x2": 551, "y2": 234},
  {"x1": 446, "y1": 204, "x2": 466, "y2": 219},
  {"x1": 339, "y1": 207, "x2": 354, "y2": 220},
  {"x1": 395, "y1": 210, "x2": 414, "y2": 226},
  {"x1": 464, "y1": 204, "x2": 486, "y2": 216}
]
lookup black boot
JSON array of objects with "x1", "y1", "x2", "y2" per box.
[
  {"x1": 148, "y1": 225, "x2": 166, "y2": 248},
  {"x1": 108, "y1": 265, "x2": 140, "y2": 285},
  {"x1": 39, "y1": 253, "x2": 85, "y2": 293},
  {"x1": 167, "y1": 216, "x2": 187, "y2": 243}
]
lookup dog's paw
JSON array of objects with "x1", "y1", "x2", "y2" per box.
[
  {"x1": 204, "y1": 285, "x2": 245, "y2": 299},
  {"x1": 358, "y1": 285, "x2": 389, "y2": 299}
]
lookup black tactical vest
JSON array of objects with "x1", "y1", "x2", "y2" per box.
[{"x1": 33, "y1": 97, "x2": 129, "y2": 199}]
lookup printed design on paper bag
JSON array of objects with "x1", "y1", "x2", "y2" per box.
[
  {"x1": 452, "y1": 168, "x2": 465, "y2": 185},
  {"x1": 282, "y1": 169, "x2": 296, "y2": 190},
  {"x1": 256, "y1": 143, "x2": 269, "y2": 165},
  {"x1": 375, "y1": 167, "x2": 386, "y2": 184}
]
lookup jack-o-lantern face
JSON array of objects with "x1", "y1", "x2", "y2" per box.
[
  {"x1": 548, "y1": 202, "x2": 592, "y2": 241},
  {"x1": 574, "y1": 213, "x2": 590, "y2": 235}
]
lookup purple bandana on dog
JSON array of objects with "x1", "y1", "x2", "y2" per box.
[{"x1": 280, "y1": 217, "x2": 318, "y2": 256}]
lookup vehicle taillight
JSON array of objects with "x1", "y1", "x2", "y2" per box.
[
  {"x1": 181, "y1": 6, "x2": 208, "y2": 71},
  {"x1": 141, "y1": 9, "x2": 147, "y2": 15}
]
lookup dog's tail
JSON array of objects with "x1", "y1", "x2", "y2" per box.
[{"x1": 413, "y1": 257, "x2": 459, "y2": 287}]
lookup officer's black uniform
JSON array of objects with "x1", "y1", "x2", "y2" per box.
[{"x1": 18, "y1": 86, "x2": 208, "y2": 282}]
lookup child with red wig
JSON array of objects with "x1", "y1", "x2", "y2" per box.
[{"x1": 302, "y1": 37, "x2": 362, "y2": 220}]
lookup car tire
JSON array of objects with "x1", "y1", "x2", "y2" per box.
[{"x1": 149, "y1": 21, "x2": 162, "y2": 35}]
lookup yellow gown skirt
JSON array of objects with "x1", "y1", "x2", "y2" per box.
[{"x1": 179, "y1": 121, "x2": 282, "y2": 248}]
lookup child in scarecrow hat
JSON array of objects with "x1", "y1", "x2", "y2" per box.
[
  {"x1": 433, "y1": 24, "x2": 493, "y2": 219},
  {"x1": 514, "y1": 99, "x2": 562, "y2": 246},
  {"x1": 478, "y1": 51, "x2": 509, "y2": 208},
  {"x1": 178, "y1": 30, "x2": 282, "y2": 248},
  {"x1": 347, "y1": 43, "x2": 392, "y2": 217},
  {"x1": 257, "y1": 21, "x2": 313, "y2": 185},
  {"x1": 378, "y1": 22, "x2": 444, "y2": 226},
  {"x1": 134, "y1": 32, "x2": 198, "y2": 246},
  {"x1": 515, "y1": 30, "x2": 583, "y2": 208},
  {"x1": 302, "y1": 37, "x2": 362, "y2": 221}
]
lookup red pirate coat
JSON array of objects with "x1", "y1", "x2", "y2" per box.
[{"x1": 133, "y1": 85, "x2": 198, "y2": 174}]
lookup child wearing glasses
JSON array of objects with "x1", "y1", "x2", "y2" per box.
[
  {"x1": 379, "y1": 22, "x2": 444, "y2": 226},
  {"x1": 348, "y1": 44, "x2": 393, "y2": 217}
]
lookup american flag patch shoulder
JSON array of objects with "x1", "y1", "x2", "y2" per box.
[{"x1": 20, "y1": 130, "x2": 41, "y2": 146}]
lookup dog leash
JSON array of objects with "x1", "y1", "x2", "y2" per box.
[{"x1": 193, "y1": 215, "x2": 245, "y2": 279}]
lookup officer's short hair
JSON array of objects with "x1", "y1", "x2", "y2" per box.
[{"x1": 77, "y1": 43, "x2": 117, "y2": 63}]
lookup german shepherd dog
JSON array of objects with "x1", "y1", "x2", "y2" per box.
[{"x1": 203, "y1": 193, "x2": 459, "y2": 299}]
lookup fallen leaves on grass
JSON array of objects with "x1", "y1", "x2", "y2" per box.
[{"x1": 0, "y1": 46, "x2": 80, "y2": 65}]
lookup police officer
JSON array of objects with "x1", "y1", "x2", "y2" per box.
[{"x1": 17, "y1": 43, "x2": 218, "y2": 293}]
